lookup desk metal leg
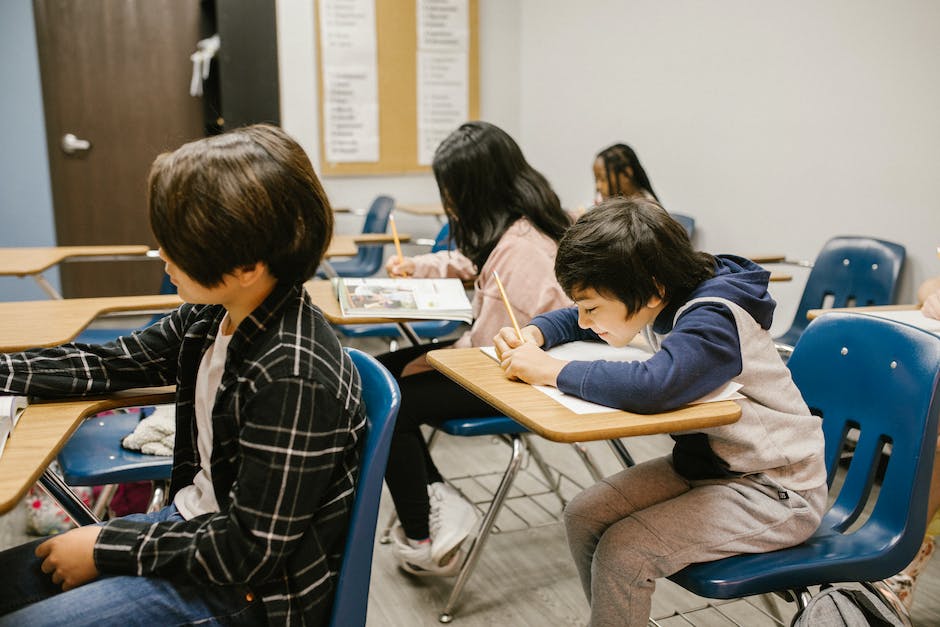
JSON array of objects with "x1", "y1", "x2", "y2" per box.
[
  {"x1": 397, "y1": 322, "x2": 423, "y2": 346},
  {"x1": 32, "y1": 275, "x2": 63, "y2": 299},
  {"x1": 607, "y1": 438, "x2": 636, "y2": 468},
  {"x1": 38, "y1": 467, "x2": 99, "y2": 526}
]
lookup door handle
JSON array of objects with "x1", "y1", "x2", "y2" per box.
[{"x1": 61, "y1": 133, "x2": 92, "y2": 155}]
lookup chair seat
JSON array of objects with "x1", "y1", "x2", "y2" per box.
[
  {"x1": 669, "y1": 525, "x2": 917, "y2": 599},
  {"x1": 58, "y1": 411, "x2": 172, "y2": 485},
  {"x1": 336, "y1": 320, "x2": 464, "y2": 340},
  {"x1": 438, "y1": 415, "x2": 529, "y2": 437}
]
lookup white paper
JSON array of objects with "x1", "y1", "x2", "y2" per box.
[
  {"x1": 416, "y1": 0, "x2": 469, "y2": 165},
  {"x1": 318, "y1": 0, "x2": 380, "y2": 162},
  {"x1": 481, "y1": 342, "x2": 743, "y2": 415},
  {"x1": 850, "y1": 309, "x2": 940, "y2": 335},
  {"x1": 0, "y1": 395, "x2": 28, "y2": 460}
]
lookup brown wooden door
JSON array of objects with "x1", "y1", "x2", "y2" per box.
[{"x1": 33, "y1": 0, "x2": 205, "y2": 297}]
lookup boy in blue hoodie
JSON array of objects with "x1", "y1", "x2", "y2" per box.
[{"x1": 493, "y1": 198, "x2": 827, "y2": 627}]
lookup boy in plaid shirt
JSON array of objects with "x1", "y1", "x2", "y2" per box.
[{"x1": 0, "y1": 125, "x2": 365, "y2": 626}]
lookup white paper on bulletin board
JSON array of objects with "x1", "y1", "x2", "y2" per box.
[
  {"x1": 319, "y1": 0, "x2": 380, "y2": 162},
  {"x1": 416, "y1": 0, "x2": 469, "y2": 165}
]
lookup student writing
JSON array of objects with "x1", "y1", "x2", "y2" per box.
[
  {"x1": 494, "y1": 198, "x2": 827, "y2": 627},
  {"x1": 0, "y1": 125, "x2": 364, "y2": 626},
  {"x1": 380, "y1": 121, "x2": 572, "y2": 576}
]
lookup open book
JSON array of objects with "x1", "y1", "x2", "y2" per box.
[
  {"x1": 481, "y1": 341, "x2": 743, "y2": 415},
  {"x1": 0, "y1": 395, "x2": 28, "y2": 460},
  {"x1": 334, "y1": 277, "x2": 473, "y2": 324}
]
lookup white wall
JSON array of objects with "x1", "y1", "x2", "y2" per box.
[{"x1": 516, "y1": 0, "x2": 940, "y2": 312}]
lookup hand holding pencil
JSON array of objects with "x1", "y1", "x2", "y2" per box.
[{"x1": 385, "y1": 214, "x2": 416, "y2": 277}]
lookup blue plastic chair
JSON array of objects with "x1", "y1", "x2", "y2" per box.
[
  {"x1": 775, "y1": 236, "x2": 906, "y2": 355},
  {"x1": 669, "y1": 312, "x2": 940, "y2": 623},
  {"x1": 329, "y1": 348, "x2": 401, "y2": 627},
  {"x1": 57, "y1": 408, "x2": 173, "y2": 519},
  {"x1": 322, "y1": 196, "x2": 395, "y2": 278},
  {"x1": 670, "y1": 212, "x2": 695, "y2": 239},
  {"x1": 336, "y1": 222, "x2": 466, "y2": 348}
]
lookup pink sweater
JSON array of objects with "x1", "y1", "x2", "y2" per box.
[{"x1": 410, "y1": 218, "x2": 571, "y2": 348}]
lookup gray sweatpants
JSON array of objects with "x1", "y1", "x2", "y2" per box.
[{"x1": 564, "y1": 456, "x2": 827, "y2": 627}]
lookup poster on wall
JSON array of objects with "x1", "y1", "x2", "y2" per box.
[
  {"x1": 416, "y1": 0, "x2": 469, "y2": 165},
  {"x1": 318, "y1": 0, "x2": 380, "y2": 162}
]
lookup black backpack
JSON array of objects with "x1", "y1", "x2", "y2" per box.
[{"x1": 790, "y1": 585, "x2": 904, "y2": 627}]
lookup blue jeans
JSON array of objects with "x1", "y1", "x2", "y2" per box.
[{"x1": 0, "y1": 505, "x2": 267, "y2": 626}]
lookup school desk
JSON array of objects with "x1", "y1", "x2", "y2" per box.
[
  {"x1": 0, "y1": 245, "x2": 156, "y2": 299},
  {"x1": 426, "y1": 348, "x2": 741, "y2": 443},
  {"x1": 0, "y1": 387, "x2": 175, "y2": 522},
  {"x1": 395, "y1": 202, "x2": 445, "y2": 217},
  {"x1": 806, "y1": 304, "x2": 919, "y2": 321},
  {"x1": 303, "y1": 279, "x2": 424, "y2": 345},
  {"x1": 320, "y1": 233, "x2": 412, "y2": 277},
  {"x1": 0, "y1": 294, "x2": 183, "y2": 352}
]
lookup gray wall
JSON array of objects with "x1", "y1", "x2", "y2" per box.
[{"x1": 0, "y1": 0, "x2": 59, "y2": 300}]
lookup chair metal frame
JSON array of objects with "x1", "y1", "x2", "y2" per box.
[{"x1": 669, "y1": 312, "x2": 940, "y2": 626}]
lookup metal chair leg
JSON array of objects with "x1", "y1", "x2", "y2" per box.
[
  {"x1": 523, "y1": 435, "x2": 566, "y2": 509},
  {"x1": 439, "y1": 434, "x2": 526, "y2": 623},
  {"x1": 146, "y1": 481, "x2": 168, "y2": 514},
  {"x1": 92, "y1": 484, "x2": 119, "y2": 519},
  {"x1": 866, "y1": 580, "x2": 913, "y2": 627}
]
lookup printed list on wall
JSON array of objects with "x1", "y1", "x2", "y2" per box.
[
  {"x1": 318, "y1": 0, "x2": 380, "y2": 163},
  {"x1": 416, "y1": 0, "x2": 470, "y2": 165}
]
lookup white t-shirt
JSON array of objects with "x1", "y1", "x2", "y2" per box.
[{"x1": 173, "y1": 315, "x2": 233, "y2": 519}]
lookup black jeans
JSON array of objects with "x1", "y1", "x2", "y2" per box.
[{"x1": 379, "y1": 342, "x2": 498, "y2": 539}]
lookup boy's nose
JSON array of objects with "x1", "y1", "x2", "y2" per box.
[{"x1": 577, "y1": 311, "x2": 591, "y2": 329}]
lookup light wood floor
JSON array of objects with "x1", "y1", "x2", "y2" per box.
[{"x1": 1, "y1": 334, "x2": 939, "y2": 625}]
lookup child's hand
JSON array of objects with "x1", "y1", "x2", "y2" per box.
[
  {"x1": 36, "y1": 525, "x2": 102, "y2": 591},
  {"x1": 385, "y1": 256, "x2": 416, "y2": 277},
  {"x1": 923, "y1": 291, "x2": 940, "y2": 321},
  {"x1": 493, "y1": 324, "x2": 543, "y2": 359},
  {"x1": 498, "y1": 341, "x2": 566, "y2": 386}
]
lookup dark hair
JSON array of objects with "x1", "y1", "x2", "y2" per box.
[
  {"x1": 555, "y1": 197, "x2": 714, "y2": 313},
  {"x1": 432, "y1": 121, "x2": 570, "y2": 269},
  {"x1": 596, "y1": 143, "x2": 658, "y2": 201},
  {"x1": 148, "y1": 124, "x2": 333, "y2": 287}
]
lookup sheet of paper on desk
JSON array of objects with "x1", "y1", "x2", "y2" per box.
[
  {"x1": 0, "y1": 395, "x2": 28, "y2": 459},
  {"x1": 855, "y1": 309, "x2": 940, "y2": 334},
  {"x1": 481, "y1": 342, "x2": 743, "y2": 415}
]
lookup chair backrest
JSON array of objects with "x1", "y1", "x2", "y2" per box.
[
  {"x1": 355, "y1": 195, "x2": 396, "y2": 272},
  {"x1": 670, "y1": 212, "x2": 695, "y2": 239},
  {"x1": 431, "y1": 222, "x2": 455, "y2": 252},
  {"x1": 787, "y1": 312, "x2": 940, "y2": 573},
  {"x1": 329, "y1": 348, "x2": 401, "y2": 627},
  {"x1": 777, "y1": 236, "x2": 906, "y2": 347}
]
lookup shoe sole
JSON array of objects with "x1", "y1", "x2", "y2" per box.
[
  {"x1": 431, "y1": 512, "x2": 479, "y2": 563},
  {"x1": 399, "y1": 544, "x2": 464, "y2": 577}
]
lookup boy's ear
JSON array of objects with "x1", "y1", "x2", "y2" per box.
[
  {"x1": 646, "y1": 280, "x2": 666, "y2": 308},
  {"x1": 232, "y1": 262, "x2": 270, "y2": 287}
]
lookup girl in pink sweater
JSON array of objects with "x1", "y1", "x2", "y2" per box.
[{"x1": 381, "y1": 121, "x2": 571, "y2": 575}]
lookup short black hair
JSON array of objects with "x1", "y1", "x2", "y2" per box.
[
  {"x1": 555, "y1": 198, "x2": 714, "y2": 313},
  {"x1": 432, "y1": 121, "x2": 570, "y2": 269},
  {"x1": 149, "y1": 124, "x2": 333, "y2": 287},
  {"x1": 596, "y1": 143, "x2": 658, "y2": 201}
]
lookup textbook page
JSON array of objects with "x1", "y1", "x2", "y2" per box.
[
  {"x1": 481, "y1": 342, "x2": 743, "y2": 415},
  {"x1": 334, "y1": 277, "x2": 473, "y2": 324},
  {"x1": 0, "y1": 395, "x2": 28, "y2": 460}
]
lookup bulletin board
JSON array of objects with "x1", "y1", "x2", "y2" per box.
[{"x1": 314, "y1": 0, "x2": 479, "y2": 176}]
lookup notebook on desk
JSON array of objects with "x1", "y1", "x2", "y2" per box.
[
  {"x1": 0, "y1": 395, "x2": 28, "y2": 460},
  {"x1": 333, "y1": 277, "x2": 473, "y2": 324},
  {"x1": 481, "y1": 341, "x2": 743, "y2": 415}
]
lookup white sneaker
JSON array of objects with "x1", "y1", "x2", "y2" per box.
[
  {"x1": 391, "y1": 525, "x2": 462, "y2": 577},
  {"x1": 428, "y1": 482, "x2": 479, "y2": 563}
]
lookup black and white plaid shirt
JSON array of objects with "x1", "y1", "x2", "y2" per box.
[{"x1": 1, "y1": 283, "x2": 365, "y2": 626}]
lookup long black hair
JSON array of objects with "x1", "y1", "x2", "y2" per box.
[
  {"x1": 432, "y1": 121, "x2": 569, "y2": 269},
  {"x1": 596, "y1": 143, "x2": 658, "y2": 201}
]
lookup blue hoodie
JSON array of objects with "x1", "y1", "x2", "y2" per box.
[{"x1": 530, "y1": 255, "x2": 775, "y2": 414}]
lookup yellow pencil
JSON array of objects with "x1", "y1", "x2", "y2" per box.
[
  {"x1": 492, "y1": 270, "x2": 523, "y2": 341},
  {"x1": 389, "y1": 213, "x2": 404, "y2": 264}
]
